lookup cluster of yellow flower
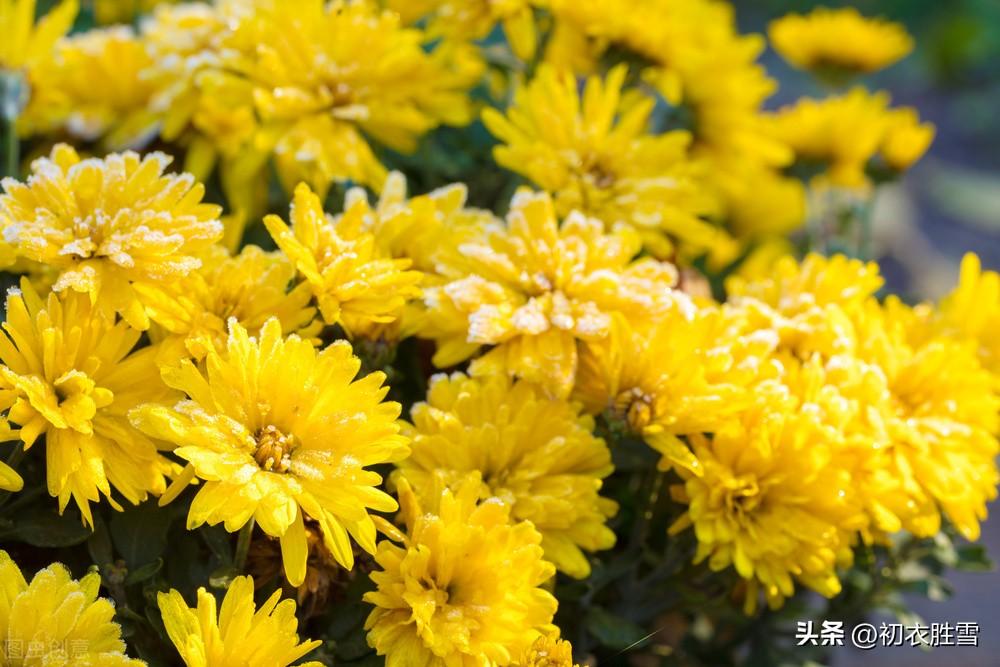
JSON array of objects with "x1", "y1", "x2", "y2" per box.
[{"x1": 0, "y1": 1, "x2": 992, "y2": 666}]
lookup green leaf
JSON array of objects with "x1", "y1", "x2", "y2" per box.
[
  {"x1": 1, "y1": 505, "x2": 91, "y2": 547},
  {"x1": 584, "y1": 607, "x2": 649, "y2": 651},
  {"x1": 955, "y1": 544, "x2": 994, "y2": 572},
  {"x1": 125, "y1": 558, "x2": 163, "y2": 586},
  {"x1": 110, "y1": 500, "x2": 170, "y2": 569},
  {"x1": 88, "y1": 514, "x2": 114, "y2": 567}
]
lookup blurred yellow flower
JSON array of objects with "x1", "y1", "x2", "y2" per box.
[
  {"x1": 264, "y1": 182, "x2": 423, "y2": 338},
  {"x1": 130, "y1": 318, "x2": 409, "y2": 586},
  {"x1": 936, "y1": 253, "x2": 1000, "y2": 380},
  {"x1": 0, "y1": 144, "x2": 223, "y2": 330},
  {"x1": 483, "y1": 65, "x2": 727, "y2": 259},
  {"x1": 135, "y1": 244, "x2": 320, "y2": 360},
  {"x1": 771, "y1": 88, "x2": 934, "y2": 188},
  {"x1": 419, "y1": 190, "x2": 678, "y2": 398},
  {"x1": 396, "y1": 372, "x2": 617, "y2": 578},
  {"x1": 393, "y1": 0, "x2": 541, "y2": 61},
  {"x1": 158, "y1": 575, "x2": 322, "y2": 667},
  {"x1": 0, "y1": 283, "x2": 177, "y2": 526},
  {"x1": 30, "y1": 26, "x2": 159, "y2": 149},
  {"x1": 0, "y1": 0, "x2": 77, "y2": 72},
  {"x1": 769, "y1": 7, "x2": 913, "y2": 77},
  {"x1": 365, "y1": 477, "x2": 557, "y2": 666},
  {"x1": 670, "y1": 409, "x2": 864, "y2": 614},
  {"x1": 0, "y1": 551, "x2": 143, "y2": 666}
]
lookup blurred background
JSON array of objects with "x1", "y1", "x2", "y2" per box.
[{"x1": 744, "y1": 2, "x2": 1000, "y2": 665}]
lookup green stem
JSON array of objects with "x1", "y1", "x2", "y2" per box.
[
  {"x1": 234, "y1": 518, "x2": 255, "y2": 572},
  {"x1": 0, "y1": 70, "x2": 24, "y2": 179}
]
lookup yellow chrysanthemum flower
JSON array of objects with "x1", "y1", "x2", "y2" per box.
[
  {"x1": 547, "y1": 0, "x2": 795, "y2": 238},
  {"x1": 575, "y1": 303, "x2": 780, "y2": 476},
  {"x1": 670, "y1": 408, "x2": 864, "y2": 614},
  {"x1": 135, "y1": 244, "x2": 319, "y2": 360},
  {"x1": 936, "y1": 253, "x2": 1000, "y2": 380},
  {"x1": 36, "y1": 26, "x2": 159, "y2": 149},
  {"x1": 264, "y1": 183, "x2": 423, "y2": 338},
  {"x1": 483, "y1": 65, "x2": 727, "y2": 259},
  {"x1": 130, "y1": 318, "x2": 409, "y2": 586},
  {"x1": 0, "y1": 283, "x2": 177, "y2": 526},
  {"x1": 419, "y1": 190, "x2": 678, "y2": 398},
  {"x1": 364, "y1": 478, "x2": 557, "y2": 666},
  {"x1": 391, "y1": 0, "x2": 541, "y2": 61},
  {"x1": 771, "y1": 88, "x2": 934, "y2": 188},
  {"x1": 225, "y1": 0, "x2": 482, "y2": 197},
  {"x1": 139, "y1": 1, "x2": 254, "y2": 182},
  {"x1": 158, "y1": 575, "x2": 321, "y2": 667},
  {"x1": 769, "y1": 7, "x2": 913, "y2": 77},
  {"x1": 855, "y1": 300, "x2": 1000, "y2": 541},
  {"x1": 0, "y1": 551, "x2": 143, "y2": 666},
  {"x1": 395, "y1": 372, "x2": 617, "y2": 578},
  {"x1": 0, "y1": 144, "x2": 223, "y2": 330},
  {"x1": 514, "y1": 633, "x2": 579, "y2": 667}
]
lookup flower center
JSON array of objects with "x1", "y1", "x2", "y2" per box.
[
  {"x1": 614, "y1": 387, "x2": 655, "y2": 432},
  {"x1": 722, "y1": 476, "x2": 762, "y2": 516},
  {"x1": 253, "y1": 424, "x2": 295, "y2": 473}
]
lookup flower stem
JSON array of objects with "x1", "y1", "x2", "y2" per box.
[
  {"x1": 234, "y1": 518, "x2": 255, "y2": 572},
  {"x1": 0, "y1": 71, "x2": 24, "y2": 179}
]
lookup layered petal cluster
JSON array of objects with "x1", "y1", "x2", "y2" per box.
[
  {"x1": 0, "y1": 551, "x2": 143, "y2": 666},
  {"x1": 547, "y1": 0, "x2": 800, "y2": 239},
  {"x1": 514, "y1": 633, "x2": 579, "y2": 667},
  {"x1": 771, "y1": 88, "x2": 935, "y2": 188},
  {"x1": 574, "y1": 302, "x2": 781, "y2": 475},
  {"x1": 264, "y1": 183, "x2": 422, "y2": 338},
  {"x1": 364, "y1": 479, "x2": 557, "y2": 666},
  {"x1": 669, "y1": 408, "x2": 865, "y2": 613},
  {"x1": 419, "y1": 190, "x2": 678, "y2": 397},
  {"x1": 769, "y1": 7, "x2": 913, "y2": 77},
  {"x1": 158, "y1": 575, "x2": 322, "y2": 667},
  {"x1": 136, "y1": 245, "x2": 319, "y2": 361},
  {"x1": 396, "y1": 372, "x2": 617, "y2": 578},
  {"x1": 0, "y1": 144, "x2": 223, "y2": 329},
  {"x1": 0, "y1": 283, "x2": 177, "y2": 526},
  {"x1": 484, "y1": 65, "x2": 725, "y2": 259},
  {"x1": 223, "y1": 0, "x2": 482, "y2": 197},
  {"x1": 130, "y1": 318, "x2": 410, "y2": 586},
  {"x1": 934, "y1": 253, "x2": 1000, "y2": 382}
]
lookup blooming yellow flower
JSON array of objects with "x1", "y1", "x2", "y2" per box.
[
  {"x1": 135, "y1": 244, "x2": 320, "y2": 360},
  {"x1": 483, "y1": 65, "x2": 726, "y2": 259},
  {"x1": 130, "y1": 318, "x2": 409, "y2": 586},
  {"x1": 0, "y1": 283, "x2": 177, "y2": 526},
  {"x1": 575, "y1": 303, "x2": 780, "y2": 476},
  {"x1": 769, "y1": 7, "x2": 913, "y2": 77},
  {"x1": 547, "y1": 0, "x2": 795, "y2": 238},
  {"x1": 36, "y1": 26, "x2": 159, "y2": 149},
  {"x1": 419, "y1": 189, "x2": 678, "y2": 398},
  {"x1": 158, "y1": 575, "x2": 322, "y2": 667},
  {"x1": 0, "y1": 144, "x2": 223, "y2": 330},
  {"x1": 264, "y1": 183, "x2": 423, "y2": 338},
  {"x1": 364, "y1": 478, "x2": 557, "y2": 666},
  {"x1": 224, "y1": 0, "x2": 482, "y2": 198},
  {"x1": 0, "y1": 551, "x2": 143, "y2": 666},
  {"x1": 669, "y1": 408, "x2": 864, "y2": 614},
  {"x1": 771, "y1": 88, "x2": 934, "y2": 188},
  {"x1": 514, "y1": 633, "x2": 579, "y2": 667},
  {"x1": 396, "y1": 372, "x2": 617, "y2": 578}
]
